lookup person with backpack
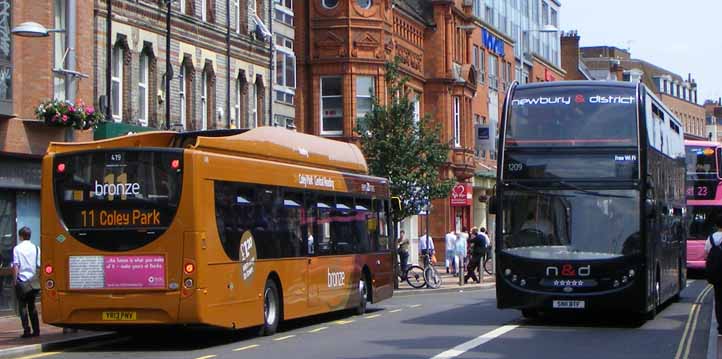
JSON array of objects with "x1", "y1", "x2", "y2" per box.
[
  {"x1": 705, "y1": 214, "x2": 722, "y2": 335},
  {"x1": 12, "y1": 226, "x2": 40, "y2": 338}
]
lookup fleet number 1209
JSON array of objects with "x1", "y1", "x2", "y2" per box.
[{"x1": 507, "y1": 163, "x2": 523, "y2": 172}]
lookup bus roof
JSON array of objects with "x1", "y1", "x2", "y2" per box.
[
  {"x1": 47, "y1": 127, "x2": 369, "y2": 174},
  {"x1": 513, "y1": 80, "x2": 638, "y2": 90},
  {"x1": 192, "y1": 127, "x2": 368, "y2": 174}
]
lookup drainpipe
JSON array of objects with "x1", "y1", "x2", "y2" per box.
[
  {"x1": 268, "y1": 2, "x2": 274, "y2": 127},
  {"x1": 226, "y1": 0, "x2": 231, "y2": 128},
  {"x1": 65, "y1": 0, "x2": 77, "y2": 142},
  {"x1": 105, "y1": 0, "x2": 112, "y2": 125}
]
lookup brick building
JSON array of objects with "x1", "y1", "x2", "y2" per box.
[
  {"x1": 93, "y1": 0, "x2": 274, "y2": 138},
  {"x1": 294, "y1": 0, "x2": 521, "y2": 256},
  {"x1": 560, "y1": 31, "x2": 706, "y2": 139},
  {"x1": 0, "y1": 0, "x2": 94, "y2": 313},
  {"x1": 705, "y1": 100, "x2": 722, "y2": 142}
]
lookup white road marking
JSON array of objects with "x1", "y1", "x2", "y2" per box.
[
  {"x1": 334, "y1": 319, "x2": 354, "y2": 325},
  {"x1": 430, "y1": 325, "x2": 519, "y2": 359},
  {"x1": 308, "y1": 326, "x2": 328, "y2": 333},
  {"x1": 233, "y1": 344, "x2": 260, "y2": 351},
  {"x1": 365, "y1": 314, "x2": 382, "y2": 319},
  {"x1": 409, "y1": 304, "x2": 422, "y2": 308},
  {"x1": 273, "y1": 335, "x2": 296, "y2": 341},
  {"x1": 390, "y1": 309, "x2": 403, "y2": 313}
]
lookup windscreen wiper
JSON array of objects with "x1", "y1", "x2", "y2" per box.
[
  {"x1": 504, "y1": 182, "x2": 575, "y2": 197},
  {"x1": 558, "y1": 181, "x2": 632, "y2": 199}
]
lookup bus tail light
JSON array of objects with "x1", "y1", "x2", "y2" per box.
[
  {"x1": 171, "y1": 159, "x2": 180, "y2": 170},
  {"x1": 183, "y1": 278, "x2": 194, "y2": 289},
  {"x1": 184, "y1": 261, "x2": 195, "y2": 274},
  {"x1": 56, "y1": 163, "x2": 66, "y2": 173},
  {"x1": 45, "y1": 265, "x2": 54, "y2": 275}
]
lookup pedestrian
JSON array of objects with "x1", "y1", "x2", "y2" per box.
[
  {"x1": 465, "y1": 227, "x2": 485, "y2": 284},
  {"x1": 479, "y1": 227, "x2": 491, "y2": 263},
  {"x1": 445, "y1": 229, "x2": 458, "y2": 274},
  {"x1": 12, "y1": 226, "x2": 40, "y2": 338},
  {"x1": 455, "y1": 227, "x2": 468, "y2": 278},
  {"x1": 418, "y1": 231, "x2": 435, "y2": 267},
  {"x1": 705, "y1": 214, "x2": 722, "y2": 335},
  {"x1": 397, "y1": 230, "x2": 410, "y2": 274}
]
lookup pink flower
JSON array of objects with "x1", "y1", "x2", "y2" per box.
[
  {"x1": 69, "y1": 105, "x2": 75, "y2": 112},
  {"x1": 62, "y1": 115, "x2": 68, "y2": 123},
  {"x1": 86, "y1": 106, "x2": 95, "y2": 115}
]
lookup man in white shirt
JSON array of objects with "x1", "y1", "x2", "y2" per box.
[
  {"x1": 418, "y1": 231, "x2": 434, "y2": 267},
  {"x1": 445, "y1": 230, "x2": 458, "y2": 274},
  {"x1": 12, "y1": 226, "x2": 40, "y2": 338}
]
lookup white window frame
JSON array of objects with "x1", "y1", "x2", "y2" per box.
[
  {"x1": 413, "y1": 94, "x2": 420, "y2": 127},
  {"x1": 234, "y1": 0, "x2": 240, "y2": 33},
  {"x1": 453, "y1": 96, "x2": 461, "y2": 148},
  {"x1": 234, "y1": 77, "x2": 242, "y2": 128},
  {"x1": 250, "y1": 82, "x2": 258, "y2": 128},
  {"x1": 201, "y1": 70, "x2": 208, "y2": 130},
  {"x1": 179, "y1": 0, "x2": 186, "y2": 14},
  {"x1": 111, "y1": 46, "x2": 123, "y2": 123},
  {"x1": 320, "y1": 76, "x2": 343, "y2": 136},
  {"x1": 201, "y1": 0, "x2": 208, "y2": 21},
  {"x1": 355, "y1": 75, "x2": 374, "y2": 121},
  {"x1": 179, "y1": 69, "x2": 186, "y2": 130},
  {"x1": 53, "y1": 0, "x2": 66, "y2": 101},
  {"x1": 274, "y1": 36, "x2": 296, "y2": 105},
  {"x1": 138, "y1": 53, "x2": 149, "y2": 126},
  {"x1": 274, "y1": 0, "x2": 294, "y2": 26}
]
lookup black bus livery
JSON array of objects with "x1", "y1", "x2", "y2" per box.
[{"x1": 491, "y1": 81, "x2": 686, "y2": 319}]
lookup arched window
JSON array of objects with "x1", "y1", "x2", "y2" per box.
[
  {"x1": 179, "y1": 55, "x2": 194, "y2": 130},
  {"x1": 111, "y1": 44, "x2": 123, "y2": 122},
  {"x1": 234, "y1": 71, "x2": 248, "y2": 129},
  {"x1": 201, "y1": 62, "x2": 216, "y2": 130}
]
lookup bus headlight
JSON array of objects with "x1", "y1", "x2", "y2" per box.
[
  {"x1": 628, "y1": 269, "x2": 635, "y2": 277},
  {"x1": 520, "y1": 279, "x2": 527, "y2": 286},
  {"x1": 512, "y1": 275, "x2": 518, "y2": 283},
  {"x1": 622, "y1": 276, "x2": 629, "y2": 284},
  {"x1": 504, "y1": 269, "x2": 512, "y2": 276},
  {"x1": 613, "y1": 280, "x2": 620, "y2": 288}
]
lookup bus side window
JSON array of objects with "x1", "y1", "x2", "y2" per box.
[
  {"x1": 315, "y1": 196, "x2": 334, "y2": 255},
  {"x1": 367, "y1": 199, "x2": 379, "y2": 251},
  {"x1": 355, "y1": 197, "x2": 372, "y2": 254},
  {"x1": 213, "y1": 181, "x2": 256, "y2": 261},
  {"x1": 332, "y1": 196, "x2": 357, "y2": 254},
  {"x1": 303, "y1": 193, "x2": 316, "y2": 256},
  {"x1": 254, "y1": 187, "x2": 280, "y2": 259},
  {"x1": 281, "y1": 191, "x2": 304, "y2": 258},
  {"x1": 374, "y1": 199, "x2": 390, "y2": 251}
]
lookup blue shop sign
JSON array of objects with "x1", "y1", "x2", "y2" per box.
[{"x1": 482, "y1": 29, "x2": 505, "y2": 57}]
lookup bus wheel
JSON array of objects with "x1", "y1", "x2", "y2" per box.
[
  {"x1": 644, "y1": 278, "x2": 660, "y2": 320},
  {"x1": 259, "y1": 280, "x2": 280, "y2": 336},
  {"x1": 356, "y1": 276, "x2": 368, "y2": 315},
  {"x1": 521, "y1": 309, "x2": 539, "y2": 319}
]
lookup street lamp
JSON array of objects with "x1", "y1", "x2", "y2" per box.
[{"x1": 11, "y1": 22, "x2": 65, "y2": 37}]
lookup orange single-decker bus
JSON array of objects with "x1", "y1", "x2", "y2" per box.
[{"x1": 40, "y1": 127, "x2": 394, "y2": 334}]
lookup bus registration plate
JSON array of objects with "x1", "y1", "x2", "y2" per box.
[
  {"x1": 102, "y1": 311, "x2": 137, "y2": 321},
  {"x1": 552, "y1": 300, "x2": 585, "y2": 309}
]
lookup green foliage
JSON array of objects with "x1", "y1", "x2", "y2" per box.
[{"x1": 357, "y1": 58, "x2": 454, "y2": 223}]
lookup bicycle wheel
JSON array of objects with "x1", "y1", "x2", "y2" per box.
[
  {"x1": 483, "y1": 257, "x2": 493, "y2": 275},
  {"x1": 406, "y1": 265, "x2": 426, "y2": 289},
  {"x1": 424, "y1": 267, "x2": 442, "y2": 289}
]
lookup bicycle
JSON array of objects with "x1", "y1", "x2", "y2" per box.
[
  {"x1": 421, "y1": 252, "x2": 443, "y2": 289},
  {"x1": 396, "y1": 260, "x2": 427, "y2": 289},
  {"x1": 482, "y1": 250, "x2": 494, "y2": 275}
]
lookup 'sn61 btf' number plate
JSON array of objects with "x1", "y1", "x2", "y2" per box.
[
  {"x1": 552, "y1": 300, "x2": 585, "y2": 309},
  {"x1": 102, "y1": 311, "x2": 137, "y2": 321}
]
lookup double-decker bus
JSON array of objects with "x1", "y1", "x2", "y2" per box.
[
  {"x1": 40, "y1": 127, "x2": 394, "y2": 335},
  {"x1": 492, "y1": 81, "x2": 686, "y2": 319},
  {"x1": 685, "y1": 140, "x2": 722, "y2": 271}
]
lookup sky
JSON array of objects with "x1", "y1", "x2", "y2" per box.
[{"x1": 561, "y1": 0, "x2": 722, "y2": 105}]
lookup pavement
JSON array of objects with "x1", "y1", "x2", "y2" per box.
[
  {"x1": 394, "y1": 266, "x2": 496, "y2": 296},
  {"x1": 0, "y1": 310, "x2": 114, "y2": 359}
]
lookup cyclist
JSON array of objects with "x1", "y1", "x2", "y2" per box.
[
  {"x1": 419, "y1": 231, "x2": 434, "y2": 267},
  {"x1": 397, "y1": 230, "x2": 410, "y2": 276}
]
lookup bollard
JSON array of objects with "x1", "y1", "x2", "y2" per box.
[{"x1": 458, "y1": 255, "x2": 464, "y2": 286}]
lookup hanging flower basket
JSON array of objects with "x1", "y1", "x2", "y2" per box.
[{"x1": 35, "y1": 99, "x2": 104, "y2": 130}]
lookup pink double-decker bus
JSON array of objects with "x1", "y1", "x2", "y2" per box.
[{"x1": 685, "y1": 140, "x2": 722, "y2": 271}]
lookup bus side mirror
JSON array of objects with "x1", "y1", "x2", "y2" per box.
[
  {"x1": 488, "y1": 195, "x2": 497, "y2": 214},
  {"x1": 390, "y1": 197, "x2": 402, "y2": 214},
  {"x1": 644, "y1": 198, "x2": 656, "y2": 218}
]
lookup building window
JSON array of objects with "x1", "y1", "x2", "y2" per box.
[
  {"x1": 275, "y1": 35, "x2": 296, "y2": 105},
  {"x1": 357, "y1": 0, "x2": 372, "y2": 9},
  {"x1": 356, "y1": 76, "x2": 374, "y2": 126},
  {"x1": 53, "y1": 0, "x2": 66, "y2": 100},
  {"x1": 201, "y1": 71, "x2": 208, "y2": 130},
  {"x1": 179, "y1": 0, "x2": 185, "y2": 13},
  {"x1": 250, "y1": 80, "x2": 259, "y2": 128},
  {"x1": 234, "y1": 0, "x2": 240, "y2": 33},
  {"x1": 321, "y1": 77, "x2": 343, "y2": 135},
  {"x1": 138, "y1": 53, "x2": 149, "y2": 126},
  {"x1": 550, "y1": 8, "x2": 558, "y2": 27},
  {"x1": 488, "y1": 54, "x2": 498, "y2": 90},
  {"x1": 485, "y1": 6, "x2": 494, "y2": 26},
  {"x1": 413, "y1": 94, "x2": 420, "y2": 127},
  {"x1": 453, "y1": 97, "x2": 461, "y2": 147},
  {"x1": 274, "y1": 114, "x2": 295, "y2": 129},
  {"x1": 179, "y1": 59, "x2": 194, "y2": 130},
  {"x1": 234, "y1": 75, "x2": 247, "y2": 129},
  {"x1": 111, "y1": 45, "x2": 123, "y2": 122},
  {"x1": 542, "y1": 1, "x2": 549, "y2": 24},
  {"x1": 202, "y1": 0, "x2": 207, "y2": 21},
  {"x1": 179, "y1": 71, "x2": 186, "y2": 129},
  {"x1": 274, "y1": 0, "x2": 294, "y2": 26},
  {"x1": 323, "y1": 0, "x2": 339, "y2": 9},
  {"x1": 473, "y1": 0, "x2": 482, "y2": 18}
]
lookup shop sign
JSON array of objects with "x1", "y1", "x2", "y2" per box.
[
  {"x1": 544, "y1": 68, "x2": 556, "y2": 82},
  {"x1": 450, "y1": 183, "x2": 473, "y2": 206},
  {"x1": 482, "y1": 29, "x2": 505, "y2": 57},
  {"x1": 475, "y1": 118, "x2": 497, "y2": 152}
]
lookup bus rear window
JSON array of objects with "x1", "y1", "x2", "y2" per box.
[
  {"x1": 506, "y1": 86, "x2": 638, "y2": 147},
  {"x1": 53, "y1": 149, "x2": 183, "y2": 251},
  {"x1": 686, "y1": 146, "x2": 718, "y2": 178}
]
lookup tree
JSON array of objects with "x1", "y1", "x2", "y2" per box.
[{"x1": 357, "y1": 58, "x2": 455, "y2": 223}]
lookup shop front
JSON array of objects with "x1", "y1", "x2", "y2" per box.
[{"x1": 0, "y1": 154, "x2": 41, "y2": 313}]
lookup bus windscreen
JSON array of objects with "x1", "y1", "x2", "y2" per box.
[
  {"x1": 505, "y1": 86, "x2": 638, "y2": 147},
  {"x1": 53, "y1": 149, "x2": 183, "y2": 251},
  {"x1": 686, "y1": 146, "x2": 718, "y2": 179}
]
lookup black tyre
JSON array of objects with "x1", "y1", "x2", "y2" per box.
[
  {"x1": 521, "y1": 309, "x2": 539, "y2": 319},
  {"x1": 424, "y1": 267, "x2": 442, "y2": 289},
  {"x1": 483, "y1": 257, "x2": 494, "y2": 275},
  {"x1": 644, "y1": 277, "x2": 660, "y2": 321},
  {"x1": 259, "y1": 280, "x2": 281, "y2": 336},
  {"x1": 406, "y1": 265, "x2": 426, "y2": 288},
  {"x1": 356, "y1": 275, "x2": 368, "y2": 315}
]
